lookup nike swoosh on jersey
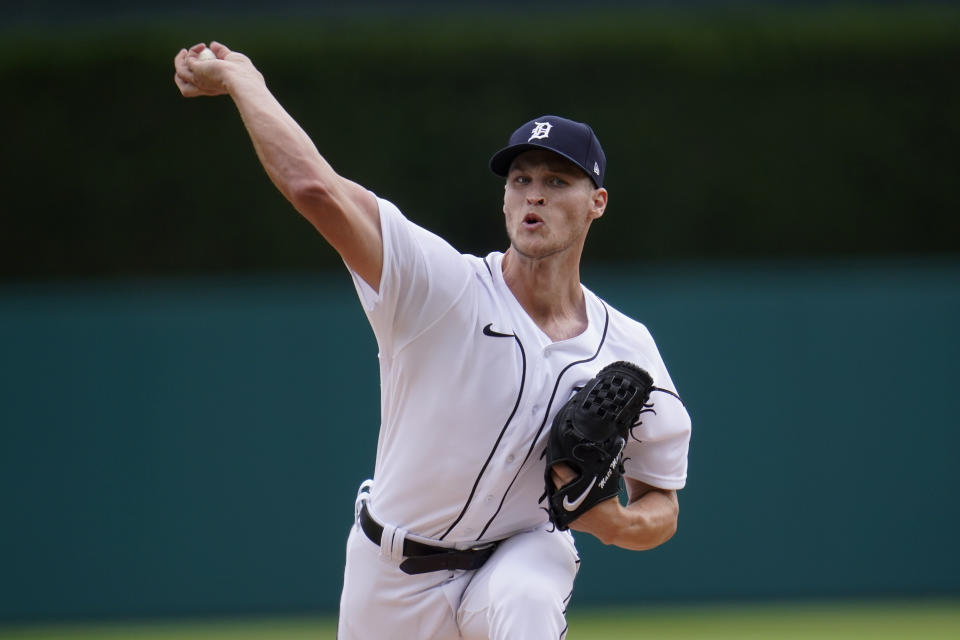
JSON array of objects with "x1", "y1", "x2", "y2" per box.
[
  {"x1": 482, "y1": 323, "x2": 513, "y2": 338},
  {"x1": 562, "y1": 476, "x2": 597, "y2": 511}
]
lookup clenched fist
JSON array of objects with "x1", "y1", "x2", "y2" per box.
[{"x1": 173, "y1": 41, "x2": 262, "y2": 98}]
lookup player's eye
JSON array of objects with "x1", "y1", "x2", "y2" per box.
[
  {"x1": 514, "y1": 176, "x2": 530, "y2": 184},
  {"x1": 548, "y1": 176, "x2": 568, "y2": 186}
]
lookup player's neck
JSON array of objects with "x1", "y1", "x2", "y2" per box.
[{"x1": 501, "y1": 247, "x2": 587, "y2": 342}]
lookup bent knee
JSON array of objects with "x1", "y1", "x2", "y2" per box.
[{"x1": 490, "y1": 577, "x2": 568, "y2": 615}]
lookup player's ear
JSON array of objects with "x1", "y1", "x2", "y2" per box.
[{"x1": 589, "y1": 187, "x2": 608, "y2": 220}]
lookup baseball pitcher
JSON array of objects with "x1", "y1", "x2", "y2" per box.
[{"x1": 174, "y1": 41, "x2": 691, "y2": 639}]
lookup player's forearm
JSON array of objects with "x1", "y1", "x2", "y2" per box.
[
  {"x1": 225, "y1": 73, "x2": 353, "y2": 219},
  {"x1": 568, "y1": 486, "x2": 679, "y2": 550},
  {"x1": 609, "y1": 489, "x2": 679, "y2": 551},
  {"x1": 207, "y1": 56, "x2": 380, "y2": 288}
]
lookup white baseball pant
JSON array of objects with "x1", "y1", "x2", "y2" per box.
[{"x1": 337, "y1": 513, "x2": 580, "y2": 639}]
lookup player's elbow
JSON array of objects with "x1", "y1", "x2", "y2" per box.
[
  {"x1": 632, "y1": 498, "x2": 679, "y2": 551},
  {"x1": 288, "y1": 178, "x2": 356, "y2": 235},
  {"x1": 659, "y1": 496, "x2": 680, "y2": 543},
  {"x1": 661, "y1": 509, "x2": 679, "y2": 544},
  {"x1": 288, "y1": 178, "x2": 336, "y2": 215},
  {"x1": 289, "y1": 177, "x2": 372, "y2": 237}
]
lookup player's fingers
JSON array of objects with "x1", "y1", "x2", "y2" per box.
[
  {"x1": 209, "y1": 41, "x2": 231, "y2": 58},
  {"x1": 176, "y1": 66, "x2": 198, "y2": 90},
  {"x1": 551, "y1": 463, "x2": 577, "y2": 488},
  {"x1": 173, "y1": 72, "x2": 200, "y2": 97},
  {"x1": 183, "y1": 52, "x2": 213, "y2": 76},
  {"x1": 550, "y1": 469, "x2": 563, "y2": 488},
  {"x1": 174, "y1": 68, "x2": 220, "y2": 98},
  {"x1": 189, "y1": 42, "x2": 207, "y2": 54},
  {"x1": 173, "y1": 50, "x2": 200, "y2": 93},
  {"x1": 174, "y1": 48, "x2": 196, "y2": 79},
  {"x1": 174, "y1": 48, "x2": 189, "y2": 73}
]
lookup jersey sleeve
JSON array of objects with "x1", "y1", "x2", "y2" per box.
[
  {"x1": 622, "y1": 388, "x2": 691, "y2": 490},
  {"x1": 348, "y1": 197, "x2": 473, "y2": 356},
  {"x1": 617, "y1": 321, "x2": 692, "y2": 490}
]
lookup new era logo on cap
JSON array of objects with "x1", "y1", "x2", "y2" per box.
[{"x1": 489, "y1": 115, "x2": 607, "y2": 188}]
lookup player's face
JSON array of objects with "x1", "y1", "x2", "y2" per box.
[{"x1": 503, "y1": 151, "x2": 607, "y2": 261}]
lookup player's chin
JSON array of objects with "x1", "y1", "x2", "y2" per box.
[
  {"x1": 513, "y1": 237, "x2": 576, "y2": 262},
  {"x1": 511, "y1": 242, "x2": 557, "y2": 261},
  {"x1": 509, "y1": 232, "x2": 552, "y2": 255}
]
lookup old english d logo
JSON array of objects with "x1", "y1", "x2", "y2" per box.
[{"x1": 528, "y1": 122, "x2": 552, "y2": 141}]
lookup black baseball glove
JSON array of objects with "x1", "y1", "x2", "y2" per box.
[{"x1": 542, "y1": 361, "x2": 654, "y2": 530}]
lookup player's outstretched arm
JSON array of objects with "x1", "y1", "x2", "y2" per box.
[{"x1": 173, "y1": 42, "x2": 382, "y2": 289}]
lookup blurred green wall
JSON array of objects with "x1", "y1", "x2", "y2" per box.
[{"x1": 1, "y1": 261, "x2": 958, "y2": 621}]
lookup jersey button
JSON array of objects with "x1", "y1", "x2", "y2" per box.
[
  {"x1": 506, "y1": 454, "x2": 515, "y2": 463},
  {"x1": 485, "y1": 495, "x2": 495, "y2": 503}
]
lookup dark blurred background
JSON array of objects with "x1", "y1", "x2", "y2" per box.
[{"x1": 1, "y1": 0, "x2": 958, "y2": 626}]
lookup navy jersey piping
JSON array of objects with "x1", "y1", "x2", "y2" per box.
[
  {"x1": 438, "y1": 263, "x2": 526, "y2": 541},
  {"x1": 483, "y1": 257, "x2": 494, "y2": 278},
  {"x1": 475, "y1": 302, "x2": 611, "y2": 540},
  {"x1": 439, "y1": 324, "x2": 525, "y2": 540}
]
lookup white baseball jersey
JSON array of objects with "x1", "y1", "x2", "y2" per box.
[{"x1": 349, "y1": 197, "x2": 691, "y2": 546}]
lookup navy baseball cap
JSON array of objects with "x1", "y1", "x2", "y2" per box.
[{"x1": 489, "y1": 115, "x2": 606, "y2": 188}]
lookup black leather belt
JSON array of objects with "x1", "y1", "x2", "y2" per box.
[{"x1": 358, "y1": 502, "x2": 499, "y2": 575}]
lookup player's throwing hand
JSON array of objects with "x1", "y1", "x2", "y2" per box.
[{"x1": 173, "y1": 41, "x2": 260, "y2": 98}]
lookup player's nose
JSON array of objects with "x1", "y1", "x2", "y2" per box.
[{"x1": 526, "y1": 194, "x2": 545, "y2": 205}]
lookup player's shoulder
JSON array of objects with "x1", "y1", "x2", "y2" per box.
[
  {"x1": 377, "y1": 195, "x2": 478, "y2": 265},
  {"x1": 597, "y1": 299, "x2": 689, "y2": 406},
  {"x1": 587, "y1": 288, "x2": 676, "y2": 377},
  {"x1": 375, "y1": 200, "x2": 496, "y2": 283},
  {"x1": 586, "y1": 287, "x2": 656, "y2": 346},
  {"x1": 464, "y1": 251, "x2": 496, "y2": 275},
  {"x1": 605, "y1": 299, "x2": 652, "y2": 335},
  {"x1": 461, "y1": 251, "x2": 511, "y2": 290}
]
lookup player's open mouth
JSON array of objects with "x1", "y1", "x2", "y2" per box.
[{"x1": 522, "y1": 213, "x2": 543, "y2": 228}]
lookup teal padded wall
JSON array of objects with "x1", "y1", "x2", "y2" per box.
[{"x1": 1, "y1": 260, "x2": 958, "y2": 620}]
